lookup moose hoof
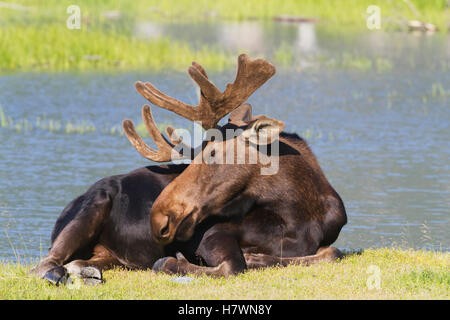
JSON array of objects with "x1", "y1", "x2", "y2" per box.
[
  {"x1": 325, "y1": 247, "x2": 344, "y2": 261},
  {"x1": 65, "y1": 267, "x2": 103, "y2": 287},
  {"x1": 64, "y1": 261, "x2": 104, "y2": 286},
  {"x1": 43, "y1": 266, "x2": 68, "y2": 286},
  {"x1": 80, "y1": 266, "x2": 102, "y2": 280},
  {"x1": 152, "y1": 256, "x2": 179, "y2": 274},
  {"x1": 81, "y1": 276, "x2": 103, "y2": 286},
  {"x1": 79, "y1": 266, "x2": 103, "y2": 286},
  {"x1": 152, "y1": 257, "x2": 171, "y2": 272}
]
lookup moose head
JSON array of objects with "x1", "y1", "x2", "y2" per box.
[{"x1": 123, "y1": 54, "x2": 286, "y2": 245}]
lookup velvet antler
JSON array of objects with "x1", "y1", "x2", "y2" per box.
[{"x1": 123, "y1": 54, "x2": 276, "y2": 162}]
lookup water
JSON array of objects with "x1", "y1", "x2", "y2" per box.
[{"x1": 1, "y1": 21, "x2": 449, "y2": 262}]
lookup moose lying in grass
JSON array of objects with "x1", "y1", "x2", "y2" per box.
[{"x1": 31, "y1": 54, "x2": 347, "y2": 285}]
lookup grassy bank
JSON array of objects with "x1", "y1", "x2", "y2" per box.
[
  {"x1": 0, "y1": 25, "x2": 231, "y2": 72},
  {"x1": 0, "y1": 0, "x2": 449, "y2": 72},
  {"x1": 2, "y1": 0, "x2": 449, "y2": 27},
  {"x1": 1, "y1": 248, "x2": 448, "y2": 299}
]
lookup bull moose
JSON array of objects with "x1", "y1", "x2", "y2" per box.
[{"x1": 31, "y1": 54, "x2": 347, "y2": 284}]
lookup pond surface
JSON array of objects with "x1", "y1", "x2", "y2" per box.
[{"x1": 1, "y1": 21, "x2": 449, "y2": 262}]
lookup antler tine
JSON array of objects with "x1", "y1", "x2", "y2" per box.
[
  {"x1": 122, "y1": 105, "x2": 182, "y2": 162},
  {"x1": 165, "y1": 126, "x2": 184, "y2": 146},
  {"x1": 134, "y1": 61, "x2": 212, "y2": 125},
  {"x1": 188, "y1": 54, "x2": 276, "y2": 126},
  {"x1": 135, "y1": 54, "x2": 275, "y2": 131},
  {"x1": 135, "y1": 81, "x2": 201, "y2": 122},
  {"x1": 165, "y1": 126, "x2": 197, "y2": 158},
  {"x1": 226, "y1": 54, "x2": 276, "y2": 105}
]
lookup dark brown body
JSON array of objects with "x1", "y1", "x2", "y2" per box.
[{"x1": 229, "y1": 133, "x2": 346, "y2": 257}]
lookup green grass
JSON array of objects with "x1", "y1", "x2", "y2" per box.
[
  {"x1": 2, "y1": 0, "x2": 449, "y2": 27},
  {"x1": 0, "y1": 25, "x2": 232, "y2": 72},
  {"x1": 1, "y1": 248, "x2": 448, "y2": 299},
  {"x1": 0, "y1": 0, "x2": 449, "y2": 72}
]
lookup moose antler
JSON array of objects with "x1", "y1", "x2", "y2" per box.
[
  {"x1": 123, "y1": 54, "x2": 275, "y2": 162},
  {"x1": 135, "y1": 54, "x2": 275, "y2": 130},
  {"x1": 122, "y1": 105, "x2": 184, "y2": 162}
]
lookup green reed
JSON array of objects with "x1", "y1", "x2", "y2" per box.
[{"x1": 0, "y1": 106, "x2": 175, "y2": 136}]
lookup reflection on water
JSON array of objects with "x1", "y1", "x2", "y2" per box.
[
  {"x1": 220, "y1": 22, "x2": 266, "y2": 52},
  {"x1": 0, "y1": 21, "x2": 449, "y2": 262},
  {"x1": 296, "y1": 23, "x2": 317, "y2": 53},
  {"x1": 134, "y1": 21, "x2": 164, "y2": 40},
  {"x1": 132, "y1": 20, "x2": 450, "y2": 72}
]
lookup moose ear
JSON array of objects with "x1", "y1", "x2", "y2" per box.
[
  {"x1": 228, "y1": 103, "x2": 253, "y2": 125},
  {"x1": 241, "y1": 116, "x2": 285, "y2": 145}
]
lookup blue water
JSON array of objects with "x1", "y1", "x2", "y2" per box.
[{"x1": 1, "y1": 22, "x2": 449, "y2": 262}]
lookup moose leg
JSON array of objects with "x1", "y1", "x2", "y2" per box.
[
  {"x1": 63, "y1": 244, "x2": 120, "y2": 285},
  {"x1": 244, "y1": 246, "x2": 343, "y2": 269},
  {"x1": 30, "y1": 191, "x2": 111, "y2": 283},
  {"x1": 153, "y1": 229, "x2": 246, "y2": 277}
]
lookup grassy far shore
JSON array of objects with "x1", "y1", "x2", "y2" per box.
[
  {"x1": 0, "y1": 248, "x2": 448, "y2": 299},
  {"x1": 2, "y1": 0, "x2": 449, "y2": 27},
  {"x1": 0, "y1": 0, "x2": 449, "y2": 72}
]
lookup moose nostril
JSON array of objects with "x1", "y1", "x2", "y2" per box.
[
  {"x1": 160, "y1": 224, "x2": 169, "y2": 237},
  {"x1": 159, "y1": 216, "x2": 170, "y2": 238}
]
